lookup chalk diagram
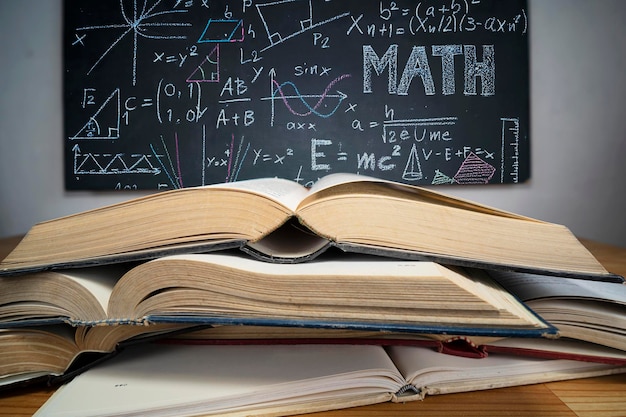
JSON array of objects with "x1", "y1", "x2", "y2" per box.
[
  {"x1": 386, "y1": 116, "x2": 500, "y2": 184},
  {"x1": 427, "y1": 152, "x2": 496, "y2": 185},
  {"x1": 224, "y1": 133, "x2": 250, "y2": 183},
  {"x1": 186, "y1": 45, "x2": 220, "y2": 83},
  {"x1": 74, "y1": 0, "x2": 191, "y2": 86},
  {"x1": 70, "y1": 89, "x2": 121, "y2": 140},
  {"x1": 264, "y1": 72, "x2": 351, "y2": 127},
  {"x1": 197, "y1": 19, "x2": 244, "y2": 43},
  {"x1": 251, "y1": 1, "x2": 353, "y2": 126},
  {"x1": 418, "y1": 117, "x2": 521, "y2": 185},
  {"x1": 149, "y1": 133, "x2": 185, "y2": 189},
  {"x1": 403, "y1": 144, "x2": 424, "y2": 181},
  {"x1": 425, "y1": 151, "x2": 497, "y2": 185},
  {"x1": 147, "y1": 129, "x2": 250, "y2": 189},
  {"x1": 189, "y1": 18, "x2": 245, "y2": 83},
  {"x1": 72, "y1": 144, "x2": 161, "y2": 176},
  {"x1": 255, "y1": 0, "x2": 349, "y2": 51},
  {"x1": 500, "y1": 118, "x2": 521, "y2": 183}
]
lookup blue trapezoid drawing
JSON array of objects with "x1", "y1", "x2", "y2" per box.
[{"x1": 198, "y1": 19, "x2": 244, "y2": 43}]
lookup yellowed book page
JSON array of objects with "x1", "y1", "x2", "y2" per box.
[
  {"x1": 109, "y1": 253, "x2": 545, "y2": 328},
  {"x1": 209, "y1": 177, "x2": 309, "y2": 212},
  {"x1": 0, "y1": 326, "x2": 78, "y2": 385},
  {"x1": 305, "y1": 172, "x2": 535, "y2": 220}
]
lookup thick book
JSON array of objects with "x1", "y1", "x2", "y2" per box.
[
  {"x1": 165, "y1": 267, "x2": 626, "y2": 358},
  {"x1": 32, "y1": 342, "x2": 626, "y2": 417},
  {"x1": 0, "y1": 253, "x2": 551, "y2": 337},
  {"x1": 490, "y1": 270, "x2": 626, "y2": 351},
  {"x1": 0, "y1": 173, "x2": 619, "y2": 281},
  {"x1": 0, "y1": 323, "x2": 194, "y2": 389}
]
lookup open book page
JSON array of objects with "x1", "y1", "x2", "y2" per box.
[
  {"x1": 61, "y1": 265, "x2": 130, "y2": 317},
  {"x1": 538, "y1": 299, "x2": 626, "y2": 328},
  {"x1": 491, "y1": 271, "x2": 626, "y2": 303},
  {"x1": 109, "y1": 252, "x2": 549, "y2": 331},
  {"x1": 492, "y1": 271, "x2": 626, "y2": 350},
  {"x1": 34, "y1": 343, "x2": 404, "y2": 417},
  {"x1": 0, "y1": 270, "x2": 121, "y2": 324},
  {"x1": 154, "y1": 252, "x2": 450, "y2": 277},
  {"x1": 386, "y1": 345, "x2": 626, "y2": 397},
  {"x1": 307, "y1": 173, "x2": 386, "y2": 193},
  {"x1": 208, "y1": 177, "x2": 309, "y2": 212},
  {"x1": 305, "y1": 173, "x2": 535, "y2": 221},
  {"x1": 527, "y1": 299, "x2": 626, "y2": 351}
]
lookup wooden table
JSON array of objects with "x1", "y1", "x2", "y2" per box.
[{"x1": 0, "y1": 236, "x2": 625, "y2": 417}]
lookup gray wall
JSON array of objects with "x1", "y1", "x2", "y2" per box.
[{"x1": 1, "y1": 0, "x2": 625, "y2": 247}]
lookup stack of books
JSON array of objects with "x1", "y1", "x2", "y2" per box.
[{"x1": 1, "y1": 173, "x2": 625, "y2": 417}]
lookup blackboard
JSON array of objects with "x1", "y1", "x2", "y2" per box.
[{"x1": 63, "y1": 0, "x2": 529, "y2": 190}]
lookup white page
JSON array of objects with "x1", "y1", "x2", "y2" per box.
[
  {"x1": 152, "y1": 252, "x2": 444, "y2": 277},
  {"x1": 61, "y1": 265, "x2": 129, "y2": 315},
  {"x1": 34, "y1": 343, "x2": 403, "y2": 417},
  {"x1": 306, "y1": 173, "x2": 385, "y2": 194}
]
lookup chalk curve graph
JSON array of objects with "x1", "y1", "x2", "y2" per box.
[{"x1": 270, "y1": 74, "x2": 351, "y2": 118}]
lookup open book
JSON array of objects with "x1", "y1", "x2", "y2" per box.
[
  {"x1": 0, "y1": 324, "x2": 193, "y2": 389},
  {"x1": 491, "y1": 270, "x2": 626, "y2": 351},
  {"x1": 164, "y1": 266, "x2": 626, "y2": 357},
  {"x1": 0, "y1": 253, "x2": 551, "y2": 336},
  {"x1": 33, "y1": 342, "x2": 626, "y2": 417},
  {"x1": 0, "y1": 174, "x2": 618, "y2": 281}
]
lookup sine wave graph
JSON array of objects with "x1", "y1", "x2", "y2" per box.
[{"x1": 264, "y1": 73, "x2": 351, "y2": 126}]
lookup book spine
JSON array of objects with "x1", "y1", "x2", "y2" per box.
[
  {"x1": 145, "y1": 315, "x2": 557, "y2": 338},
  {"x1": 69, "y1": 318, "x2": 148, "y2": 326}
]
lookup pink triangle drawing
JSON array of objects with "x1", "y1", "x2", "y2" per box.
[{"x1": 453, "y1": 152, "x2": 496, "y2": 184}]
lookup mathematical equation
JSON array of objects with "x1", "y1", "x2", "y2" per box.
[{"x1": 64, "y1": 0, "x2": 529, "y2": 190}]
